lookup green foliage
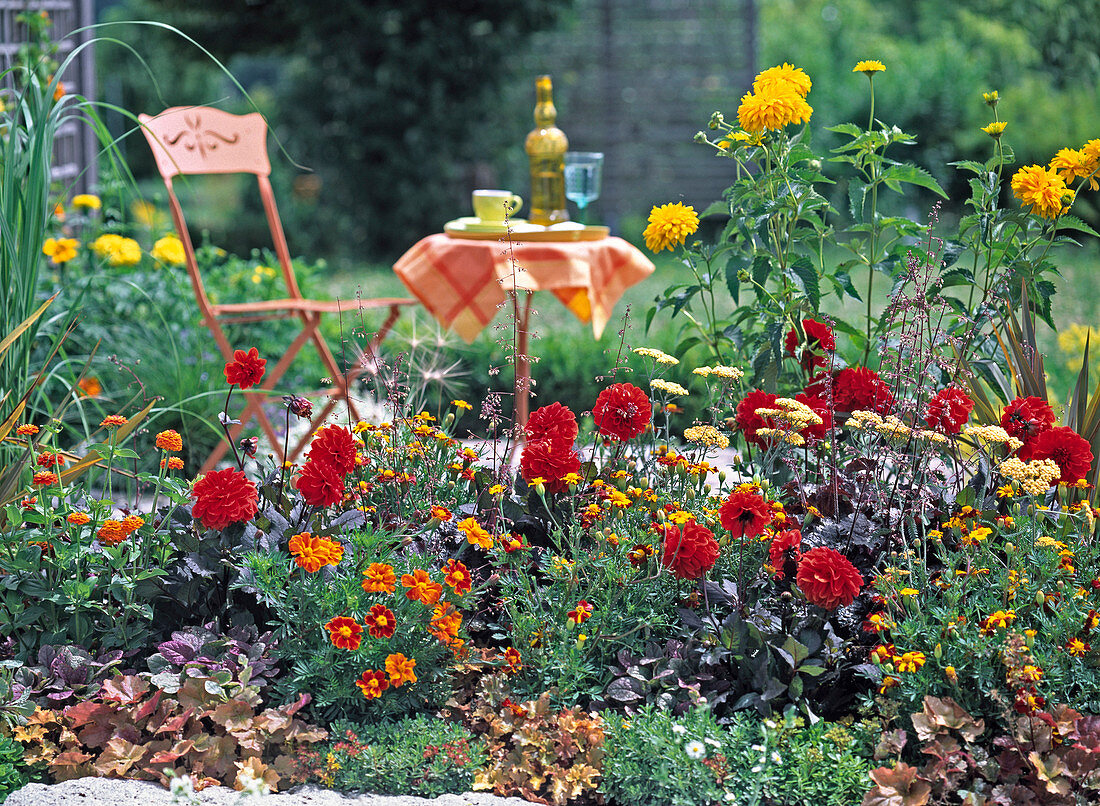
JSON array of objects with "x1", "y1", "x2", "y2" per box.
[
  {"x1": 306, "y1": 715, "x2": 485, "y2": 797},
  {"x1": 0, "y1": 731, "x2": 32, "y2": 804}
]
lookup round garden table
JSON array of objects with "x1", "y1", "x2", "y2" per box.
[{"x1": 393, "y1": 232, "x2": 655, "y2": 426}]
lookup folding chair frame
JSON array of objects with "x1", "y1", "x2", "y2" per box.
[{"x1": 138, "y1": 107, "x2": 412, "y2": 472}]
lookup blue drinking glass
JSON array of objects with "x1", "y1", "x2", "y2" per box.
[{"x1": 564, "y1": 152, "x2": 604, "y2": 224}]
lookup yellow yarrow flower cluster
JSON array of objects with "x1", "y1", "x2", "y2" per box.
[
  {"x1": 754, "y1": 397, "x2": 823, "y2": 429},
  {"x1": 643, "y1": 202, "x2": 700, "y2": 253},
  {"x1": 998, "y1": 457, "x2": 1062, "y2": 495},
  {"x1": 150, "y1": 234, "x2": 186, "y2": 266},
  {"x1": 963, "y1": 424, "x2": 1024, "y2": 452},
  {"x1": 683, "y1": 425, "x2": 730, "y2": 449},
  {"x1": 693, "y1": 365, "x2": 744, "y2": 381},
  {"x1": 755, "y1": 427, "x2": 806, "y2": 447},
  {"x1": 650, "y1": 379, "x2": 690, "y2": 396},
  {"x1": 633, "y1": 347, "x2": 680, "y2": 365},
  {"x1": 91, "y1": 234, "x2": 142, "y2": 267}
]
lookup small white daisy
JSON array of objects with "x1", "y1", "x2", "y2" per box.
[
  {"x1": 684, "y1": 740, "x2": 706, "y2": 759},
  {"x1": 671, "y1": 723, "x2": 688, "y2": 735}
]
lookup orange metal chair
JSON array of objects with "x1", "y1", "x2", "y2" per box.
[{"x1": 138, "y1": 106, "x2": 413, "y2": 472}]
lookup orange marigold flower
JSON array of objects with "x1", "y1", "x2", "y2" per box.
[
  {"x1": 1067, "y1": 637, "x2": 1090, "y2": 657},
  {"x1": 15, "y1": 424, "x2": 39, "y2": 437},
  {"x1": 365, "y1": 604, "x2": 396, "y2": 639},
  {"x1": 567, "y1": 600, "x2": 594, "y2": 625},
  {"x1": 456, "y1": 517, "x2": 493, "y2": 550},
  {"x1": 100, "y1": 415, "x2": 128, "y2": 429},
  {"x1": 161, "y1": 457, "x2": 185, "y2": 471},
  {"x1": 325, "y1": 616, "x2": 363, "y2": 651},
  {"x1": 430, "y1": 505, "x2": 453, "y2": 522},
  {"x1": 362, "y1": 562, "x2": 396, "y2": 594},
  {"x1": 155, "y1": 430, "x2": 183, "y2": 452},
  {"x1": 77, "y1": 377, "x2": 102, "y2": 397},
  {"x1": 355, "y1": 669, "x2": 389, "y2": 699},
  {"x1": 401, "y1": 568, "x2": 443, "y2": 605},
  {"x1": 97, "y1": 520, "x2": 127, "y2": 546},
  {"x1": 32, "y1": 471, "x2": 58, "y2": 486},
  {"x1": 67, "y1": 511, "x2": 91, "y2": 526},
  {"x1": 429, "y1": 602, "x2": 463, "y2": 642},
  {"x1": 503, "y1": 647, "x2": 522, "y2": 674},
  {"x1": 443, "y1": 558, "x2": 472, "y2": 595},
  {"x1": 385, "y1": 652, "x2": 417, "y2": 687},
  {"x1": 895, "y1": 651, "x2": 926, "y2": 673},
  {"x1": 287, "y1": 532, "x2": 343, "y2": 573}
]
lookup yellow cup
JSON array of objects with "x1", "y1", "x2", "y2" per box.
[{"x1": 472, "y1": 190, "x2": 523, "y2": 223}]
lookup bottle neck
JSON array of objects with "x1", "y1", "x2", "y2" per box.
[{"x1": 534, "y1": 76, "x2": 556, "y2": 128}]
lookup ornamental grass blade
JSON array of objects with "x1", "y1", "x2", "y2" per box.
[
  {"x1": 0, "y1": 293, "x2": 57, "y2": 373},
  {"x1": 61, "y1": 397, "x2": 160, "y2": 487},
  {"x1": 1064, "y1": 331, "x2": 1100, "y2": 503}
]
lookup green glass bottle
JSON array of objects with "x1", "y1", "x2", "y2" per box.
[{"x1": 524, "y1": 75, "x2": 570, "y2": 225}]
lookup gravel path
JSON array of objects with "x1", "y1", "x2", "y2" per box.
[{"x1": 6, "y1": 778, "x2": 541, "y2": 806}]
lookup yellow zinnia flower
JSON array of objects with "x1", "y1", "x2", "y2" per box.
[
  {"x1": 737, "y1": 90, "x2": 813, "y2": 133},
  {"x1": 91, "y1": 234, "x2": 143, "y2": 267},
  {"x1": 71, "y1": 194, "x2": 101, "y2": 211},
  {"x1": 981, "y1": 121, "x2": 1006, "y2": 139},
  {"x1": 1011, "y1": 164, "x2": 1072, "y2": 219},
  {"x1": 853, "y1": 60, "x2": 886, "y2": 76},
  {"x1": 752, "y1": 63, "x2": 812, "y2": 98},
  {"x1": 150, "y1": 234, "x2": 186, "y2": 266},
  {"x1": 42, "y1": 237, "x2": 79, "y2": 264},
  {"x1": 643, "y1": 202, "x2": 700, "y2": 253}
]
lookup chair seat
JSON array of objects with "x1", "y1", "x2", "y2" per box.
[{"x1": 212, "y1": 297, "x2": 415, "y2": 316}]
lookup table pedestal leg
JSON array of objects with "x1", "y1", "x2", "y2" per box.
[{"x1": 513, "y1": 290, "x2": 533, "y2": 430}]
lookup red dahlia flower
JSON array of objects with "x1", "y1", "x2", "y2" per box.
[
  {"x1": 1016, "y1": 425, "x2": 1094, "y2": 486},
  {"x1": 520, "y1": 438, "x2": 581, "y2": 494},
  {"x1": 525, "y1": 402, "x2": 579, "y2": 444},
  {"x1": 718, "y1": 486, "x2": 773, "y2": 539},
  {"x1": 295, "y1": 460, "x2": 346, "y2": 507},
  {"x1": 191, "y1": 467, "x2": 259, "y2": 531},
  {"x1": 223, "y1": 347, "x2": 266, "y2": 390},
  {"x1": 924, "y1": 386, "x2": 974, "y2": 434},
  {"x1": 796, "y1": 546, "x2": 863, "y2": 610},
  {"x1": 768, "y1": 528, "x2": 803, "y2": 579},
  {"x1": 1001, "y1": 396, "x2": 1056, "y2": 442},
  {"x1": 794, "y1": 393, "x2": 833, "y2": 442},
  {"x1": 592, "y1": 383, "x2": 651, "y2": 441},
  {"x1": 661, "y1": 519, "x2": 719, "y2": 580},
  {"x1": 806, "y1": 367, "x2": 894, "y2": 414},
  {"x1": 307, "y1": 424, "x2": 358, "y2": 476},
  {"x1": 734, "y1": 389, "x2": 778, "y2": 447},
  {"x1": 784, "y1": 318, "x2": 836, "y2": 372}
]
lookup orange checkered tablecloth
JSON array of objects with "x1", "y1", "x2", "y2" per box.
[{"x1": 392, "y1": 234, "x2": 656, "y2": 343}]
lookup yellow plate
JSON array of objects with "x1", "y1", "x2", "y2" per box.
[{"x1": 444, "y1": 222, "x2": 611, "y2": 242}]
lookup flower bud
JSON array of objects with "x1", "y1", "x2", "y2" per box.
[
  {"x1": 1036, "y1": 591, "x2": 1046, "y2": 607},
  {"x1": 934, "y1": 643, "x2": 942, "y2": 659},
  {"x1": 945, "y1": 666, "x2": 958, "y2": 684}
]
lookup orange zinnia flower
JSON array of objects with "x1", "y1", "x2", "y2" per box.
[
  {"x1": 32, "y1": 471, "x2": 58, "y2": 486},
  {"x1": 385, "y1": 652, "x2": 417, "y2": 687},
  {"x1": 155, "y1": 430, "x2": 183, "y2": 452},
  {"x1": 355, "y1": 669, "x2": 389, "y2": 699},
  {"x1": 362, "y1": 562, "x2": 396, "y2": 594},
  {"x1": 161, "y1": 457, "x2": 185, "y2": 471},
  {"x1": 401, "y1": 569, "x2": 443, "y2": 605},
  {"x1": 36, "y1": 452, "x2": 65, "y2": 468},
  {"x1": 66, "y1": 512, "x2": 91, "y2": 526},
  {"x1": 121, "y1": 515, "x2": 145, "y2": 535},
  {"x1": 324, "y1": 616, "x2": 363, "y2": 651},
  {"x1": 15, "y1": 424, "x2": 39, "y2": 437},
  {"x1": 97, "y1": 520, "x2": 127, "y2": 546},
  {"x1": 443, "y1": 558, "x2": 472, "y2": 595},
  {"x1": 100, "y1": 415, "x2": 128, "y2": 429}
]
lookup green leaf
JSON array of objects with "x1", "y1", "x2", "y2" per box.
[
  {"x1": 847, "y1": 180, "x2": 868, "y2": 222},
  {"x1": 1058, "y1": 215, "x2": 1100, "y2": 238},
  {"x1": 751, "y1": 254, "x2": 772, "y2": 298},
  {"x1": 787, "y1": 256, "x2": 821, "y2": 311},
  {"x1": 950, "y1": 159, "x2": 988, "y2": 175},
  {"x1": 880, "y1": 163, "x2": 948, "y2": 198},
  {"x1": 701, "y1": 199, "x2": 730, "y2": 218},
  {"x1": 825, "y1": 122, "x2": 862, "y2": 138}
]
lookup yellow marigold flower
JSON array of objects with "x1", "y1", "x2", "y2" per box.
[
  {"x1": 150, "y1": 235, "x2": 186, "y2": 266},
  {"x1": 1067, "y1": 637, "x2": 1090, "y2": 657},
  {"x1": 899, "y1": 587, "x2": 919, "y2": 597},
  {"x1": 752, "y1": 63, "x2": 812, "y2": 98},
  {"x1": 667, "y1": 510, "x2": 694, "y2": 525},
  {"x1": 91, "y1": 234, "x2": 143, "y2": 267},
  {"x1": 452, "y1": 399, "x2": 473, "y2": 411},
  {"x1": 155, "y1": 429, "x2": 183, "y2": 452},
  {"x1": 650, "y1": 379, "x2": 689, "y2": 396},
  {"x1": 853, "y1": 60, "x2": 886, "y2": 76},
  {"x1": 488, "y1": 484, "x2": 506, "y2": 495},
  {"x1": 1051, "y1": 147, "x2": 1099, "y2": 191},
  {"x1": 385, "y1": 652, "x2": 417, "y2": 687},
  {"x1": 981, "y1": 121, "x2": 1006, "y2": 139},
  {"x1": 42, "y1": 237, "x2": 79, "y2": 264},
  {"x1": 996, "y1": 484, "x2": 1015, "y2": 498},
  {"x1": 962, "y1": 526, "x2": 992, "y2": 546},
  {"x1": 737, "y1": 90, "x2": 812, "y2": 133},
  {"x1": 72, "y1": 194, "x2": 101, "y2": 211},
  {"x1": 1011, "y1": 164, "x2": 1072, "y2": 219},
  {"x1": 643, "y1": 202, "x2": 700, "y2": 253},
  {"x1": 895, "y1": 651, "x2": 926, "y2": 673}
]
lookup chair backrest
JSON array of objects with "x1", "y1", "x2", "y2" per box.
[{"x1": 137, "y1": 106, "x2": 304, "y2": 314}]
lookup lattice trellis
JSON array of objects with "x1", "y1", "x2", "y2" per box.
[{"x1": 0, "y1": 0, "x2": 97, "y2": 194}]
